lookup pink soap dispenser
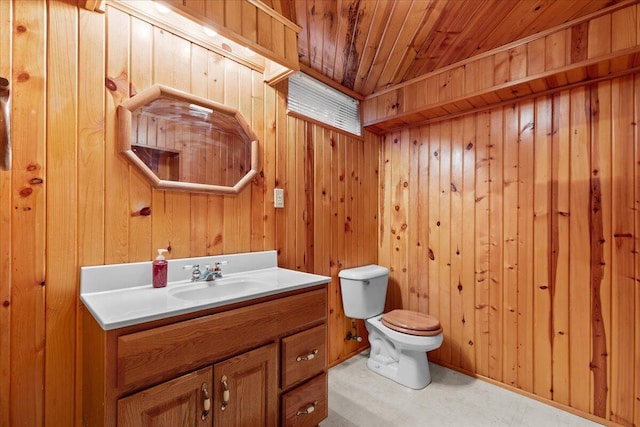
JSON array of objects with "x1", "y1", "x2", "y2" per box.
[{"x1": 152, "y1": 249, "x2": 168, "y2": 288}]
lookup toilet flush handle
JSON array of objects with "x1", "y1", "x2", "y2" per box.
[{"x1": 364, "y1": 280, "x2": 370, "y2": 285}]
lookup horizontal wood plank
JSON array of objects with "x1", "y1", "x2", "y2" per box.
[
  {"x1": 117, "y1": 289, "x2": 326, "y2": 389},
  {"x1": 363, "y1": 2, "x2": 640, "y2": 132}
]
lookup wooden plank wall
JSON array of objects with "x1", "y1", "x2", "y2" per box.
[
  {"x1": 0, "y1": 1, "x2": 12, "y2": 426},
  {"x1": 0, "y1": 1, "x2": 377, "y2": 425},
  {"x1": 378, "y1": 77, "x2": 640, "y2": 426},
  {"x1": 273, "y1": 88, "x2": 379, "y2": 364}
]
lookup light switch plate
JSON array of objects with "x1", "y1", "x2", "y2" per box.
[{"x1": 274, "y1": 188, "x2": 284, "y2": 208}]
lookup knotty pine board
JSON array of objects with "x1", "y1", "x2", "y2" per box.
[
  {"x1": 377, "y1": 79, "x2": 640, "y2": 426},
  {"x1": 2, "y1": 3, "x2": 376, "y2": 424}
]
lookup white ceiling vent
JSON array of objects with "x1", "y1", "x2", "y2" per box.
[{"x1": 287, "y1": 72, "x2": 361, "y2": 137}]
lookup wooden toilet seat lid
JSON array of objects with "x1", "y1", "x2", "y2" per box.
[{"x1": 381, "y1": 309, "x2": 443, "y2": 336}]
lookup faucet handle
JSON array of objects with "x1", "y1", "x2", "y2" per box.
[
  {"x1": 183, "y1": 264, "x2": 201, "y2": 281},
  {"x1": 213, "y1": 261, "x2": 227, "y2": 278}
]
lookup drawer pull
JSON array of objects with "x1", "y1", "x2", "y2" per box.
[
  {"x1": 221, "y1": 375, "x2": 230, "y2": 411},
  {"x1": 201, "y1": 383, "x2": 210, "y2": 420},
  {"x1": 296, "y1": 349, "x2": 319, "y2": 362},
  {"x1": 296, "y1": 400, "x2": 318, "y2": 416}
]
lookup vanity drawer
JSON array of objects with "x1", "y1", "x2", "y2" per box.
[
  {"x1": 281, "y1": 373, "x2": 327, "y2": 427},
  {"x1": 116, "y1": 289, "x2": 326, "y2": 390},
  {"x1": 281, "y1": 325, "x2": 326, "y2": 389}
]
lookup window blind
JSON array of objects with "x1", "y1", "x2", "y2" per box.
[{"x1": 287, "y1": 72, "x2": 361, "y2": 136}]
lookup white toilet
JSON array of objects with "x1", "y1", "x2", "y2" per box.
[{"x1": 339, "y1": 265, "x2": 443, "y2": 389}]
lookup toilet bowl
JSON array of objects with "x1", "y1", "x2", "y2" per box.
[
  {"x1": 366, "y1": 311, "x2": 444, "y2": 389},
  {"x1": 338, "y1": 265, "x2": 444, "y2": 390}
]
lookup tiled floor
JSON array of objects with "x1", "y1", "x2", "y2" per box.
[{"x1": 320, "y1": 352, "x2": 603, "y2": 427}]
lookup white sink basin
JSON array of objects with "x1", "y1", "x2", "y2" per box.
[
  {"x1": 80, "y1": 250, "x2": 331, "y2": 330},
  {"x1": 169, "y1": 277, "x2": 272, "y2": 301}
]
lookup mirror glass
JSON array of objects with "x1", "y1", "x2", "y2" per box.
[{"x1": 117, "y1": 85, "x2": 259, "y2": 194}]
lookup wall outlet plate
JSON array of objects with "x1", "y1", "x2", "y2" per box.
[{"x1": 274, "y1": 188, "x2": 284, "y2": 208}]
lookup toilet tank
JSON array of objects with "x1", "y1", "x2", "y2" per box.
[{"x1": 338, "y1": 265, "x2": 389, "y2": 319}]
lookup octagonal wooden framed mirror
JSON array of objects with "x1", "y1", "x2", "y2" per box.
[{"x1": 117, "y1": 84, "x2": 259, "y2": 195}]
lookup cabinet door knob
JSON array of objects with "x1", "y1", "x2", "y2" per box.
[
  {"x1": 201, "y1": 383, "x2": 210, "y2": 420},
  {"x1": 296, "y1": 349, "x2": 319, "y2": 362},
  {"x1": 221, "y1": 375, "x2": 230, "y2": 411},
  {"x1": 296, "y1": 400, "x2": 318, "y2": 416}
]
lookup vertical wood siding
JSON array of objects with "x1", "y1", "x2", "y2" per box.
[
  {"x1": 0, "y1": 2, "x2": 377, "y2": 424},
  {"x1": 2, "y1": 1, "x2": 638, "y2": 427},
  {"x1": 46, "y1": 2, "x2": 78, "y2": 425},
  {"x1": 0, "y1": 1, "x2": 12, "y2": 426},
  {"x1": 9, "y1": 1, "x2": 47, "y2": 426},
  {"x1": 379, "y1": 77, "x2": 640, "y2": 426},
  {"x1": 274, "y1": 83, "x2": 378, "y2": 366}
]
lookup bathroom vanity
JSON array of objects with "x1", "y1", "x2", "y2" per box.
[{"x1": 80, "y1": 251, "x2": 329, "y2": 427}]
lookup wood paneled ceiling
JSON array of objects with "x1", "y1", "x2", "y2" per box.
[{"x1": 263, "y1": 0, "x2": 628, "y2": 96}]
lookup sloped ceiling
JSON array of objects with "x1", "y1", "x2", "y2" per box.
[{"x1": 263, "y1": 0, "x2": 626, "y2": 96}]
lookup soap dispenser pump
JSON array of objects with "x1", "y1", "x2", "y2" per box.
[{"x1": 152, "y1": 249, "x2": 168, "y2": 288}]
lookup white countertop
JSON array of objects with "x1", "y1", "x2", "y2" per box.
[{"x1": 80, "y1": 251, "x2": 331, "y2": 330}]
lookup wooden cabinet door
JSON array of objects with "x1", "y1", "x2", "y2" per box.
[
  {"x1": 118, "y1": 367, "x2": 213, "y2": 427},
  {"x1": 213, "y1": 343, "x2": 278, "y2": 427}
]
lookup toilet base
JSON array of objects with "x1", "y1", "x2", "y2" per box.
[
  {"x1": 366, "y1": 349, "x2": 432, "y2": 390},
  {"x1": 365, "y1": 314, "x2": 443, "y2": 390}
]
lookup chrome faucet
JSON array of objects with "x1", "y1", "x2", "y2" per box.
[
  {"x1": 183, "y1": 261, "x2": 227, "y2": 281},
  {"x1": 183, "y1": 264, "x2": 205, "y2": 281}
]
